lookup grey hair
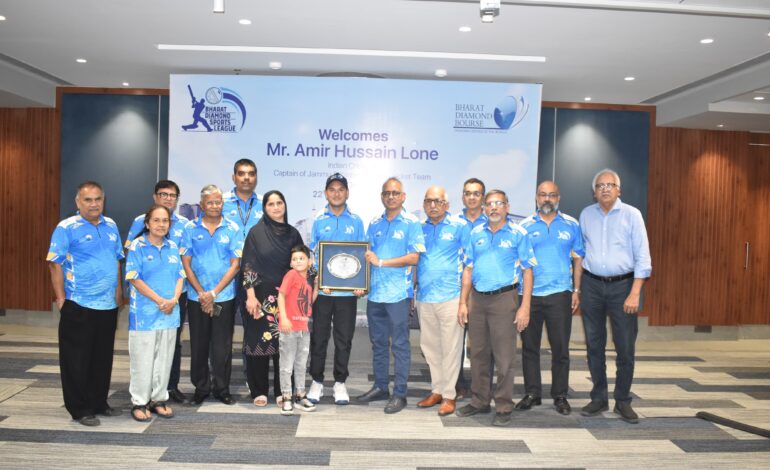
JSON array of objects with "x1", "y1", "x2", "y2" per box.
[
  {"x1": 200, "y1": 184, "x2": 222, "y2": 198},
  {"x1": 382, "y1": 176, "x2": 403, "y2": 191},
  {"x1": 485, "y1": 189, "x2": 508, "y2": 204},
  {"x1": 591, "y1": 169, "x2": 621, "y2": 190}
]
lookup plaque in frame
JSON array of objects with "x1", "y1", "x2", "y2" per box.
[{"x1": 317, "y1": 241, "x2": 370, "y2": 291}]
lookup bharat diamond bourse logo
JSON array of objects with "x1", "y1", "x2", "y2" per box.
[
  {"x1": 181, "y1": 85, "x2": 247, "y2": 133},
  {"x1": 454, "y1": 95, "x2": 529, "y2": 131}
]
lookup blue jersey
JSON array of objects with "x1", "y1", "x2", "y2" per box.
[
  {"x1": 519, "y1": 211, "x2": 585, "y2": 296},
  {"x1": 465, "y1": 221, "x2": 536, "y2": 292},
  {"x1": 459, "y1": 210, "x2": 487, "y2": 229},
  {"x1": 181, "y1": 216, "x2": 243, "y2": 302},
  {"x1": 125, "y1": 236, "x2": 185, "y2": 331},
  {"x1": 366, "y1": 209, "x2": 426, "y2": 303},
  {"x1": 125, "y1": 211, "x2": 189, "y2": 249},
  {"x1": 416, "y1": 213, "x2": 470, "y2": 303},
  {"x1": 310, "y1": 204, "x2": 366, "y2": 297},
  {"x1": 46, "y1": 214, "x2": 124, "y2": 310},
  {"x1": 222, "y1": 188, "x2": 263, "y2": 242}
]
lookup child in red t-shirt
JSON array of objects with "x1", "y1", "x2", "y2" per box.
[{"x1": 278, "y1": 244, "x2": 318, "y2": 415}]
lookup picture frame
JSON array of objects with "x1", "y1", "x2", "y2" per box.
[{"x1": 317, "y1": 241, "x2": 370, "y2": 291}]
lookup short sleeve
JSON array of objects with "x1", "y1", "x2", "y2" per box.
[
  {"x1": 230, "y1": 228, "x2": 243, "y2": 259},
  {"x1": 407, "y1": 220, "x2": 426, "y2": 253},
  {"x1": 124, "y1": 217, "x2": 144, "y2": 249},
  {"x1": 516, "y1": 230, "x2": 536, "y2": 269},
  {"x1": 125, "y1": 245, "x2": 143, "y2": 280},
  {"x1": 46, "y1": 225, "x2": 69, "y2": 264},
  {"x1": 571, "y1": 223, "x2": 586, "y2": 258},
  {"x1": 180, "y1": 225, "x2": 193, "y2": 257}
]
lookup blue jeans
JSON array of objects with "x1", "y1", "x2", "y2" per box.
[
  {"x1": 366, "y1": 299, "x2": 411, "y2": 397},
  {"x1": 580, "y1": 274, "x2": 639, "y2": 403}
]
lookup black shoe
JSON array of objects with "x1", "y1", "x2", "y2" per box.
[
  {"x1": 191, "y1": 392, "x2": 208, "y2": 405},
  {"x1": 580, "y1": 400, "x2": 609, "y2": 417},
  {"x1": 614, "y1": 401, "x2": 639, "y2": 424},
  {"x1": 492, "y1": 411, "x2": 512, "y2": 426},
  {"x1": 455, "y1": 403, "x2": 492, "y2": 417},
  {"x1": 215, "y1": 393, "x2": 235, "y2": 405},
  {"x1": 168, "y1": 389, "x2": 189, "y2": 404},
  {"x1": 96, "y1": 406, "x2": 122, "y2": 417},
  {"x1": 77, "y1": 415, "x2": 100, "y2": 427},
  {"x1": 384, "y1": 396, "x2": 407, "y2": 414},
  {"x1": 356, "y1": 386, "x2": 390, "y2": 403},
  {"x1": 514, "y1": 394, "x2": 542, "y2": 411},
  {"x1": 554, "y1": 397, "x2": 571, "y2": 415}
]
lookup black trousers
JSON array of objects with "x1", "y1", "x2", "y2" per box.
[
  {"x1": 187, "y1": 299, "x2": 235, "y2": 396},
  {"x1": 166, "y1": 292, "x2": 188, "y2": 391},
  {"x1": 58, "y1": 300, "x2": 118, "y2": 420},
  {"x1": 520, "y1": 291, "x2": 572, "y2": 399},
  {"x1": 245, "y1": 353, "x2": 281, "y2": 398},
  {"x1": 309, "y1": 295, "x2": 358, "y2": 383}
]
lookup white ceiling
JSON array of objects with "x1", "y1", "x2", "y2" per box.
[{"x1": 0, "y1": 0, "x2": 768, "y2": 131}]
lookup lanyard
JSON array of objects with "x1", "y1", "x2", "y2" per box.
[{"x1": 237, "y1": 196, "x2": 255, "y2": 235}]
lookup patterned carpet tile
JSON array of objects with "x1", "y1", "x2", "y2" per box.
[{"x1": 672, "y1": 439, "x2": 770, "y2": 453}]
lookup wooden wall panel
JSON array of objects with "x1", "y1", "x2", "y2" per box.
[
  {"x1": 742, "y1": 133, "x2": 770, "y2": 324},
  {"x1": 0, "y1": 108, "x2": 59, "y2": 311}
]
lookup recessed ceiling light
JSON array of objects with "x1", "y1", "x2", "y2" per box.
[
  {"x1": 754, "y1": 96, "x2": 765, "y2": 101},
  {"x1": 584, "y1": 97, "x2": 592, "y2": 101},
  {"x1": 76, "y1": 58, "x2": 87, "y2": 63},
  {"x1": 0, "y1": 15, "x2": 6, "y2": 21},
  {"x1": 624, "y1": 76, "x2": 635, "y2": 81},
  {"x1": 269, "y1": 61, "x2": 282, "y2": 70},
  {"x1": 122, "y1": 82, "x2": 130, "y2": 87},
  {"x1": 459, "y1": 26, "x2": 471, "y2": 33},
  {"x1": 238, "y1": 19, "x2": 251, "y2": 25},
  {"x1": 700, "y1": 38, "x2": 714, "y2": 44},
  {"x1": 435, "y1": 69, "x2": 448, "y2": 78},
  {"x1": 716, "y1": 124, "x2": 724, "y2": 128}
]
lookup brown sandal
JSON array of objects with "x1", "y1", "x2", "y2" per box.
[
  {"x1": 148, "y1": 401, "x2": 174, "y2": 418},
  {"x1": 131, "y1": 405, "x2": 151, "y2": 422}
]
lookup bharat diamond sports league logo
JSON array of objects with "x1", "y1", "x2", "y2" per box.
[
  {"x1": 181, "y1": 85, "x2": 247, "y2": 132},
  {"x1": 454, "y1": 95, "x2": 529, "y2": 131}
]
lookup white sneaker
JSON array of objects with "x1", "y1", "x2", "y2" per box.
[
  {"x1": 333, "y1": 382, "x2": 350, "y2": 405},
  {"x1": 295, "y1": 396, "x2": 317, "y2": 412},
  {"x1": 281, "y1": 395, "x2": 294, "y2": 416},
  {"x1": 307, "y1": 381, "x2": 324, "y2": 404}
]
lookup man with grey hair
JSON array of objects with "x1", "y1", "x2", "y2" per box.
[
  {"x1": 414, "y1": 186, "x2": 470, "y2": 417},
  {"x1": 579, "y1": 169, "x2": 651, "y2": 424},
  {"x1": 516, "y1": 181, "x2": 584, "y2": 415},
  {"x1": 181, "y1": 184, "x2": 243, "y2": 405}
]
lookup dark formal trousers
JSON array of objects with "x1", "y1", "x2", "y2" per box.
[
  {"x1": 580, "y1": 274, "x2": 638, "y2": 403},
  {"x1": 245, "y1": 353, "x2": 281, "y2": 398},
  {"x1": 310, "y1": 295, "x2": 358, "y2": 384},
  {"x1": 187, "y1": 299, "x2": 235, "y2": 397},
  {"x1": 58, "y1": 300, "x2": 118, "y2": 420},
  {"x1": 166, "y1": 292, "x2": 188, "y2": 391},
  {"x1": 520, "y1": 290, "x2": 572, "y2": 399},
  {"x1": 468, "y1": 289, "x2": 518, "y2": 413}
]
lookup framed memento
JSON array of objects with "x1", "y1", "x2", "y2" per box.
[{"x1": 318, "y1": 241, "x2": 370, "y2": 291}]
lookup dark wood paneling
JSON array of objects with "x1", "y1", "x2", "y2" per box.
[
  {"x1": 0, "y1": 108, "x2": 59, "y2": 310},
  {"x1": 742, "y1": 133, "x2": 770, "y2": 324}
]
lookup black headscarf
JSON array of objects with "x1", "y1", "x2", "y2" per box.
[{"x1": 241, "y1": 190, "x2": 303, "y2": 288}]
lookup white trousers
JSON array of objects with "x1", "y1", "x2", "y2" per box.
[
  {"x1": 416, "y1": 298, "x2": 464, "y2": 399},
  {"x1": 129, "y1": 328, "x2": 176, "y2": 406}
]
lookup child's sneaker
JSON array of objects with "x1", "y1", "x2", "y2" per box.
[
  {"x1": 294, "y1": 395, "x2": 317, "y2": 412},
  {"x1": 333, "y1": 382, "x2": 349, "y2": 405},
  {"x1": 307, "y1": 381, "x2": 324, "y2": 404},
  {"x1": 280, "y1": 394, "x2": 294, "y2": 415}
]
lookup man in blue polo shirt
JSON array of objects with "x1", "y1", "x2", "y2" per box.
[
  {"x1": 181, "y1": 184, "x2": 242, "y2": 406},
  {"x1": 358, "y1": 177, "x2": 426, "y2": 414},
  {"x1": 307, "y1": 173, "x2": 366, "y2": 406},
  {"x1": 222, "y1": 158, "x2": 263, "y2": 242},
  {"x1": 579, "y1": 169, "x2": 651, "y2": 424},
  {"x1": 516, "y1": 181, "x2": 584, "y2": 416},
  {"x1": 414, "y1": 186, "x2": 470, "y2": 417},
  {"x1": 47, "y1": 181, "x2": 124, "y2": 427},
  {"x1": 125, "y1": 179, "x2": 190, "y2": 404},
  {"x1": 456, "y1": 189, "x2": 535, "y2": 427}
]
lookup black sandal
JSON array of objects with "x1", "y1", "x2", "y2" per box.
[
  {"x1": 148, "y1": 401, "x2": 174, "y2": 418},
  {"x1": 131, "y1": 405, "x2": 151, "y2": 422}
]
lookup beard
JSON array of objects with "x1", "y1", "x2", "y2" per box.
[{"x1": 538, "y1": 201, "x2": 558, "y2": 215}]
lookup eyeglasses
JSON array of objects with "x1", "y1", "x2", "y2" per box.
[
  {"x1": 594, "y1": 182, "x2": 618, "y2": 191},
  {"x1": 381, "y1": 191, "x2": 402, "y2": 198},
  {"x1": 486, "y1": 200, "x2": 507, "y2": 208},
  {"x1": 204, "y1": 200, "x2": 224, "y2": 207},
  {"x1": 537, "y1": 192, "x2": 559, "y2": 199},
  {"x1": 463, "y1": 191, "x2": 482, "y2": 197},
  {"x1": 423, "y1": 198, "x2": 447, "y2": 206},
  {"x1": 156, "y1": 192, "x2": 179, "y2": 200}
]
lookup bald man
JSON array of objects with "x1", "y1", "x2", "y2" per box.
[{"x1": 414, "y1": 186, "x2": 471, "y2": 417}]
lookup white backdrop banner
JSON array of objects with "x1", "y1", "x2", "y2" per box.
[{"x1": 169, "y1": 75, "x2": 542, "y2": 241}]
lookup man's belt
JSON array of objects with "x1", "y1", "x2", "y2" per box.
[
  {"x1": 584, "y1": 270, "x2": 633, "y2": 283},
  {"x1": 473, "y1": 284, "x2": 519, "y2": 296}
]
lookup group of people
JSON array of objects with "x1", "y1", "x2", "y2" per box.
[{"x1": 47, "y1": 159, "x2": 651, "y2": 428}]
